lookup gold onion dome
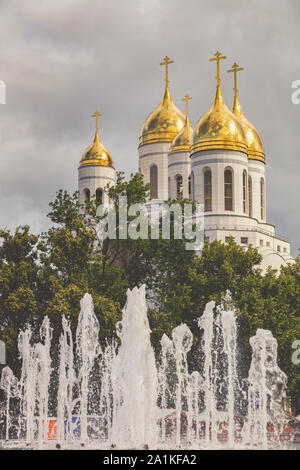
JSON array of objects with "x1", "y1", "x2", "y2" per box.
[
  {"x1": 170, "y1": 94, "x2": 193, "y2": 153},
  {"x1": 227, "y1": 62, "x2": 265, "y2": 162},
  {"x1": 232, "y1": 96, "x2": 264, "y2": 162},
  {"x1": 80, "y1": 111, "x2": 114, "y2": 168},
  {"x1": 139, "y1": 56, "x2": 185, "y2": 146},
  {"x1": 191, "y1": 85, "x2": 247, "y2": 155},
  {"x1": 191, "y1": 51, "x2": 247, "y2": 156}
]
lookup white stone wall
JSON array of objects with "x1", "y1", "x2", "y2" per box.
[
  {"x1": 138, "y1": 142, "x2": 170, "y2": 200},
  {"x1": 168, "y1": 151, "x2": 191, "y2": 199},
  {"x1": 248, "y1": 159, "x2": 266, "y2": 222},
  {"x1": 78, "y1": 164, "x2": 115, "y2": 206},
  {"x1": 205, "y1": 226, "x2": 290, "y2": 254}
]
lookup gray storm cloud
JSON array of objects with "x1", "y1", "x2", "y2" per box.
[{"x1": 0, "y1": 0, "x2": 299, "y2": 254}]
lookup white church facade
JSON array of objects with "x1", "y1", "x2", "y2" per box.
[{"x1": 78, "y1": 53, "x2": 293, "y2": 272}]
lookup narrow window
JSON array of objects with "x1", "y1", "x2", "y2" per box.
[
  {"x1": 248, "y1": 176, "x2": 253, "y2": 217},
  {"x1": 96, "y1": 188, "x2": 103, "y2": 205},
  {"x1": 204, "y1": 169, "x2": 212, "y2": 212},
  {"x1": 260, "y1": 178, "x2": 265, "y2": 220},
  {"x1": 224, "y1": 169, "x2": 233, "y2": 211},
  {"x1": 168, "y1": 177, "x2": 171, "y2": 199},
  {"x1": 176, "y1": 174, "x2": 183, "y2": 199},
  {"x1": 243, "y1": 171, "x2": 247, "y2": 213},
  {"x1": 191, "y1": 171, "x2": 195, "y2": 200},
  {"x1": 83, "y1": 188, "x2": 90, "y2": 203},
  {"x1": 188, "y1": 175, "x2": 191, "y2": 199},
  {"x1": 150, "y1": 165, "x2": 158, "y2": 199}
]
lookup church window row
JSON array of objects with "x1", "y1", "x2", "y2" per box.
[
  {"x1": 148, "y1": 164, "x2": 265, "y2": 221},
  {"x1": 201, "y1": 169, "x2": 264, "y2": 218},
  {"x1": 82, "y1": 187, "x2": 104, "y2": 204}
]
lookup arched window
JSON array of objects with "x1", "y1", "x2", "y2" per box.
[
  {"x1": 224, "y1": 169, "x2": 233, "y2": 211},
  {"x1": 96, "y1": 188, "x2": 103, "y2": 205},
  {"x1": 260, "y1": 178, "x2": 265, "y2": 220},
  {"x1": 176, "y1": 174, "x2": 183, "y2": 199},
  {"x1": 150, "y1": 165, "x2": 158, "y2": 199},
  {"x1": 243, "y1": 171, "x2": 247, "y2": 213},
  {"x1": 83, "y1": 188, "x2": 90, "y2": 203},
  {"x1": 204, "y1": 169, "x2": 212, "y2": 212},
  {"x1": 248, "y1": 176, "x2": 253, "y2": 217},
  {"x1": 191, "y1": 171, "x2": 195, "y2": 200},
  {"x1": 188, "y1": 175, "x2": 191, "y2": 199}
]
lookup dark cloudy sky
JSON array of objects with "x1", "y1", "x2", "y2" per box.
[{"x1": 0, "y1": 0, "x2": 299, "y2": 255}]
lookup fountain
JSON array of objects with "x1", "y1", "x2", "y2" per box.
[{"x1": 0, "y1": 285, "x2": 293, "y2": 449}]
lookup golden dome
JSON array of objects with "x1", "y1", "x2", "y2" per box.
[
  {"x1": 170, "y1": 94, "x2": 193, "y2": 153},
  {"x1": 232, "y1": 95, "x2": 265, "y2": 162},
  {"x1": 191, "y1": 85, "x2": 248, "y2": 156},
  {"x1": 80, "y1": 111, "x2": 113, "y2": 168},
  {"x1": 170, "y1": 116, "x2": 193, "y2": 153},
  {"x1": 139, "y1": 85, "x2": 185, "y2": 146}
]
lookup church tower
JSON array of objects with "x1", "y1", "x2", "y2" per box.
[
  {"x1": 168, "y1": 94, "x2": 193, "y2": 199},
  {"x1": 139, "y1": 56, "x2": 185, "y2": 200},
  {"x1": 78, "y1": 111, "x2": 115, "y2": 207},
  {"x1": 189, "y1": 51, "x2": 292, "y2": 270},
  {"x1": 190, "y1": 52, "x2": 249, "y2": 219},
  {"x1": 228, "y1": 63, "x2": 266, "y2": 223}
]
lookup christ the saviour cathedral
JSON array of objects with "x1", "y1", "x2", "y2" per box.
[{"x1": 78, "y1": 52, "x2": 294, "y2": 272}]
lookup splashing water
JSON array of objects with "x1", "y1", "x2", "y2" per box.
[{"x1": 0, "y1": 285, "x2": 292, "y2": 449}]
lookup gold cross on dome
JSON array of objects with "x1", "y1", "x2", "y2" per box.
[
  {"x1": 160, "y1": 56, "x2": 174, "y2": 84},
  {"x1": 92, "y1": 110, "x2": 102, "y2": 132},
  {"x1": 227, "y1": 62, "x2": 244, "y2": 96},
  {"x1": 181, "y1": 94, "x2": 192, "y2": 118},
  {"x1": 209, "y1": 51, "x2": 227, "y2": 85}
]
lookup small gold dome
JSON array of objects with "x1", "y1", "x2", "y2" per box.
[
  {"x1": 139, "y1": 85, "x2": 185, "y2": 146},
  {"x1": 233, "y1": 96, "x2": 265, "y2": 162},
  {"x1": 191, "y1": 86, "x2": 248, "y2": 155},
  {"x1": 80, "y1": 130, "x2": 113, "y2": 168},
  {"x1": 170, "y1": 116, "x2": 193, "y2": 153}
]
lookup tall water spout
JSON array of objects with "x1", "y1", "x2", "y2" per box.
[
  {"x1": 57, "y1": 315, "x2": 75, "y2": 443},
  {"x1": 18, "y1": 317, "x2": 52, "y2": 445},
  {"x1": 198, "y1": 300, "x2": 217, "y2": 446},
  {"x1": 0, "y1": 367, "x2": 18, "y2": 440},
  {"x1": 76, "y1": 293, "x2": 100, "y2": 442},
  {"x1": 112, "y1": 285, "x2": 158, "y2": 447},
  {"x1": 244, "y1": 329, "x2": 287, "y2": 448},
  {"x1": 172, "y1": 324, "x2": 193, "y2": 446},
  {"x1": 218, "y1": 293, "x2": 238, "y2": 448}
]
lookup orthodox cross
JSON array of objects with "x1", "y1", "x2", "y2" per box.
[
  {"x1": 92, "y1": 110, "x2": 102, "y2": 132},
  {"x1": 181, "y1": 94, "x2": 192, "y2": 118},
  {"x1": 160, "y1": 56, "x2": 174, "y2": 84},
  {"x1": 209, "y1": 51, "x2": 227, "y2": 85},
  {"x1": 227, "y1": 62, "x2": 244, "y2": 96}
]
